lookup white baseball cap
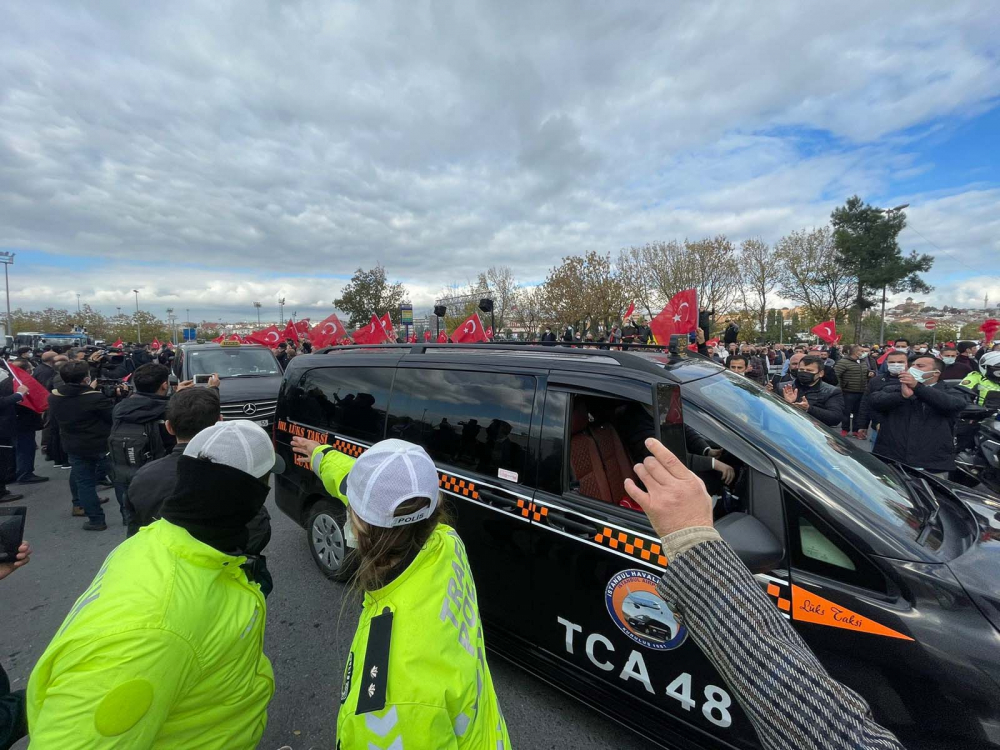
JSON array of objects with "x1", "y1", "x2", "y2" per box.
[
  {"x1": 346, "y1": 439, "x2": 440, "y2": 528},
  {"x1": 183, "y1": 420, "x2": 285, "y2": 478}
]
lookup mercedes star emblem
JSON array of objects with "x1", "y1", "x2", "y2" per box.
[{"x1": 242, "y1": 403, "x2": 258, "y2": 416}]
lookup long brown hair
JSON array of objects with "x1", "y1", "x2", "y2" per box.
[{"x1": 352, "y1": 494, "x2": 450, "y2": 592}]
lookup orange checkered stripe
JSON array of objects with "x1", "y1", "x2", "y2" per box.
[
  {"x1": 516, "y1": 499, "x2": 548, "y2": 521},
  {"x1": 594, "y1": 526, "x2": 667, "y2": 567},
  {"x1": 331, "y1": 438, "x2": 365, "y2": 458},
  {"x1": 762, "y1": 578, "x2": 792, "y2": 618},
  {"x1": 440, "y1": 473, "x2": 480, "y2": 501}
]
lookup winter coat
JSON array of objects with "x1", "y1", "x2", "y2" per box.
[
  {"x1": 0, "y1": 378, "x2": 25, "y2": 441},
  {"x1": 869, "y1": 380, "x2": 968, "y2": 471},
  {"x1": 788, "y1": 379, "x2": 845, "y2": 427},
  {"x1": 857, "y1": 372, "x2": 895, "y2": 431},
  {"x1": 834, "y1": 357, "x2": 869, "y2": 393},
  {"x1": 112, "y1": 391, "x2": 175, "y2": 456},
  {"x1": 47, "y1": 383, "x2": 114, "y2": 459}
]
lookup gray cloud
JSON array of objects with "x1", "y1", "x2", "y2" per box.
[{"x1": 0, "y1": 0, "x2": 998, "y2": 319}]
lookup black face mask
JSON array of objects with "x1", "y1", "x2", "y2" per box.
[{"x1": 795, "y1": 370, "x2": 818, "y2": 386}]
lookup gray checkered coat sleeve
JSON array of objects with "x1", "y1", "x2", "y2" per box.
[{"x1": 656, "y1": 540, "x2": 905, "y2": 750}]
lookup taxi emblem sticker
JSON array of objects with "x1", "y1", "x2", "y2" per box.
[{"x1": 605, "y1": 569, "x2": 687, "y2": 651}]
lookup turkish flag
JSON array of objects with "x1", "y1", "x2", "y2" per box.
[
  {"x1": 246, "y1": 326, "x2": 283, "y2": 347},
  {"x1": 310, "y1": 313, "x2": 345, "y2": 343},
  {"x1": 379, "y1": 313, "x2": 395, "y2": 342},
  {"x1": 281, "y1": 320, "x2": 300, "y2": 344},
  {"x1": 437, "y1": 332, "x2": 448, "y2": 343},
  {"x1": 6, "y1": 363, "x2": 48, "y2": 413},
  {"x1": 227, "y1": 334, "x2": 241, "y2": 342},
  {"x1": 353, "y1": 315, "x2": 390, "y2": 345},
  {"x1": 623, "y1": 302, "x2": 636, "y2": 321},
  {"x1": 423, "y1": 330, "x2": 432, "y2": 342},
  {"x1": 111, "y1": 338, "x2": 123, "y2": 349},
  {"x1": 452, "y1": 313, "x2": 489, "y2": 344},
  {"x1": 294, "y1": 319, "x2": 311, "y2": 335},
  {"x1": 649, "y1": 289, "x2": 697, "y2": 344},
  {"x1": 981, "y1": 318, "x2": 1000, "y2": 345},
  {"x1": 811, "y1": 320, "x2": 838, "y2": 344},
  {"x1": 212, "y1": 334, "x2": 225, "y2": 344},
  {"x1": 485, "y1": 326, "x2": 494, "y2": 339},
  {"x1": 150, "y1": 338, "x2": 161, "y2": 351},
  {"x1": 706, "y1": 338, "x2": 720, "y2": 347},
  {"x1": 311, "y1": 328, "x2": 338, "y2": 348}
]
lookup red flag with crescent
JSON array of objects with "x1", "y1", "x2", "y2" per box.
[
  {"x1": 4, "y1": 363, "x2": 49, "y2": 413},
  {"x1": 452, "y1": 313, "x2": 489, "y2": 344},
  {"x1": 379, "y1": 313, "x2": 395, "y2": 342},
  {"x1": 310, "y1": 314, "x2": 345, "y2": 343},
  {"x1": 281, "y1": 320, "x2": 300, "y2": 344},
  {"x1": 437, "y1": 332, "x2": 448, "y2": 343},
  {"x1": 649, "y1": 288, "x2": 697, "y2": 344},
  {"x1": 111, "y1": 338, "x2": 123, "y2": 348},
  {"x1": 150, "y1": 338, "x2": 161, "y2": 351},
  {"x1": 246, "y1": 326, "x2": 283, "y2": 347},
  {"x1": 294, "y1": 319, "x2": 311, "y2": 335},
  {"x1": 212, "y1": 334, "x2": 225, "y2": 344},
  {"x1": 423, "y1": 330, "x2": 432, "y2": 342},
  {"x1": 353, "y1": 315, "x2": 390, "y2": 345},
  {"x1": 810, "y1": 320, "x2": 839, "y2": 344}
]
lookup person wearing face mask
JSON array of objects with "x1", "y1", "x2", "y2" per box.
[
  {"x1": 27, "y1": 420, "x2": 279, "y2": 748},
  {"x1": 868, "y1": 355, "x2": 967, "y2": 477},
  {"x1": 958, "y1": 351, "x2": 1000, "y2": 406},
  {"x1": 947, "y1": 341, "x2": 978, "y2": 378},
  {"x1": 766, "y1": 351, "x2": 805, "y2": 392},
  {"x1": 291, "y1": 437, "x2": 512, "y2": 750},
  {"x1": 856, "y1": 351, "x2": 908, "y2": 443},
  {"x1": 780, "y1": 355, "x2": 845, "y2": 427},
  {"x1": 939, "y1": 344, "x2": 968, "y2": 380},
  {"x1": 878, "y1": 338, "x2": 910, "y2": 375}
]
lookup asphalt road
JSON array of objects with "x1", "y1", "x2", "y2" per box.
[{"x1": 3, "y1": 448, "x2": 634, "y2": 750}]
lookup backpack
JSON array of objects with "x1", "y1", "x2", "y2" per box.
[{"x1": 108, "y1": 420, "x2": 166, "y2": 482}]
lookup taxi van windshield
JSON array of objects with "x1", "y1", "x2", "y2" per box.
[{"x1": 683, "y1": 370, "x2": 924, "y2": 541}]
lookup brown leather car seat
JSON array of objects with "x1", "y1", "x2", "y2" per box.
[{"x1": 569, "y1": 399, "x2": 639, "y2": 505}]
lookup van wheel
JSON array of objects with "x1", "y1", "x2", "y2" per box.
[{"x1": 307, "y1": 500, "x2": 356, "y2": 582}]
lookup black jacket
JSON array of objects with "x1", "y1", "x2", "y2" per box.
[
  {"x1": 0, "y1": 378, "x2": 24, "y2": 441},
  {"x1": 869, "y1": 380, "x2": 968, "y2": 471},
  {"x1": 788, "y1": 379, "x2": 845, "y2": 427},
  {"x1": 722, "y1": 323, "x2": 739, "y2": 345},
  {"x1": 32, "y1": 362, "x2": 56, "y2": 391},
  {"x1": 126, "y1": 449, "x2": 272, "y2": 553},
  {"x1": 857, "y1": 372, "x2": 895, "y2": 430},
  {"x1": 112, "y1": 391, "x2": 175, "y2": 456},
  {"x1": 47, "y1": 383, "x2": 114, "y2": 459}
]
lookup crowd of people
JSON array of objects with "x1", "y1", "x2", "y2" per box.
[{"x1": 1, "y1": 328, "x2": 999, "y2": 749}]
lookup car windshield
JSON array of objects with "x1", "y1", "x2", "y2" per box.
[
  {"x1": 684, "y1": 370, "x2": 923, "y2": 540},
  {"x1": 188, "y1": 348, "x2": 280, "y2": 377}
]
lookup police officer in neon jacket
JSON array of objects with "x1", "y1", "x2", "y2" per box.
[{"x1": 292, "y1": 436, "x2": 511, "y2": 750}]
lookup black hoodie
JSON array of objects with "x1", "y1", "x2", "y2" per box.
[{"x1": 112, "y1": 391, "x2": 176, "y2": 456}]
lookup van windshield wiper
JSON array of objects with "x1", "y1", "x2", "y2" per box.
[{"x1": 885, "y1": 460, "x2": 940, "y2": 535}]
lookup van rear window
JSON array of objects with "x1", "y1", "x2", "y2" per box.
[
  {"x1": 386, "y1": 369, "x2": 535, "y2": 481},
  {"x1": 287, "y1": 367, "x2": 394, "y2": 442}
]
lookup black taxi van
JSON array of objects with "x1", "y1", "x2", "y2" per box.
[{"x1": 273, "y1": 343, "x2": 1000, "y2": 750}]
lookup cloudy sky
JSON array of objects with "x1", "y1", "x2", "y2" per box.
[{"x1": 2, "y1": 1, "x2": 998, "y2": 325}]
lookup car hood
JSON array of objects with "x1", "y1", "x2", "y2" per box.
[
  {"x1": 217, "y1": 376, "x2": 282, "y2": 403},
  {"x1": 947, "y1": 486, "x2": 1000, "y2": 632}
]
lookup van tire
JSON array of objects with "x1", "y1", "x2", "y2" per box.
[{"x1": 306, "y1": 499, "x2": 357, "y2": 582}]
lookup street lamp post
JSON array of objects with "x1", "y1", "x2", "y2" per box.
[
  {"x1": 253, "y1": 301, "x2": 262, "y2": 326},
  {"x1": 0, "y1": 252, "x2": 13, "y2": 337},
  {"x1": 875, "y1": 203, "x2": 910, "y2": 345},
  {"x1": 133, "y1": 289, "x2": 141, "y2": 342},
  {"x1": 278, "y1": 297, "x2": 285, "y2": 325},
  {"x1": 166, "y1": 308, "x2": 176, "y2": 345}
]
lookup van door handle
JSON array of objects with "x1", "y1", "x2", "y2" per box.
[
  {"x1": 477, "y1": 488, "x2": 520, "y2": 511},
  {"x1": 545, "y1": 508, "x2": 601, "y2": 537}
]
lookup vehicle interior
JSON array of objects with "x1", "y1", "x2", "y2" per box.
[{"x1": 566, "y1": 393, "x2": 748, "y2": 519}]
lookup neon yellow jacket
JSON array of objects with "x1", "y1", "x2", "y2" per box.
[
  {"x1": 310, "y1": 446, "x2": 511, "y2": 750},
  {"x1": 959, "y1": 370, "x2": 1000, "y2": 405},
  {"x1": 26, "y1": 520, "x2": 274, "y2": 749}
]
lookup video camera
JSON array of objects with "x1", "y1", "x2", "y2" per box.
[{"x1": 95, "y1": 377, "x2": 130, "y2": 402}]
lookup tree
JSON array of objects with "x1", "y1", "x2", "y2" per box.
[
  {"x1": 510, "y1": 285, "x2": 546, "y2": 340},
  {"x1": 737, "y1": 238, "x2": 780, "y2": 339},
  {"x1": 776, "y1": 227, "x2": 856, "y2": 331},
  {"x1": 542, "y1": 251, "x2": 626, "y2": 335},
  {"x1": 474, "y1": 266, "x2": 519, "y2": 334},
  {"x1": 334, "y1": 265, "x2": 408, "y2": 329},
  {"x1": 831, "y1": 196, "x2": 934, "y2": 342}
]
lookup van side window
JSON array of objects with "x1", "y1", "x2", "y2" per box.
[
  {"x1": 288, "y1": 367, "x2": 393, "y2": 442},
  {"x1": 785, "y1": 491, "x2": 886, "y2": 593},
  {"x1": 386, "y1": 369, "x2": 534, "y2": 481}
]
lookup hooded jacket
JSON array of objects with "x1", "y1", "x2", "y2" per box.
[
  {"x1": 112, "y1": 391, "x2": 176, "y2": 456},
  {"x1": 26, "y1": 455, "x2": 275, "y2": 748},
  {"x1": 47, "y1": 383, "x2": 115, "y2": 459}
]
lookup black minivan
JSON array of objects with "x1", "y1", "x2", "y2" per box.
[{"x1": 274, "y1": 343, "x2": 1000, "y2": 750}]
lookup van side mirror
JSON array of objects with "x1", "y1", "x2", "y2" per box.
[{"x1": 714, "y1": 512, "x2": 783, "y2": 573}]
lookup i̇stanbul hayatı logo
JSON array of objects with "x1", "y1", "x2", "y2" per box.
[{"x1": 605, "y1": 569, "x2": 687, "y2": 651}]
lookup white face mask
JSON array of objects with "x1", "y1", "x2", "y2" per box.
[
  {"x1": 942, "y1": 356, "x2": 956, "y2": 365},
  {"x1": 887, "y1": 362, "x2": 906, "y2": 375},
  {"x1": 908, "y1": 366, "x2": 932, "y2": 383},
  {"x1": 917, "y1": 348, "x2": 928, "y2": 354}
]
